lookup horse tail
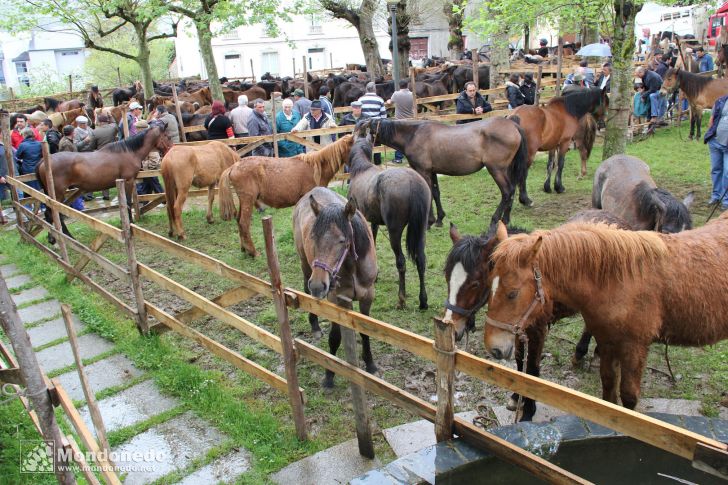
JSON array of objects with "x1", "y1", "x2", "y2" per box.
[
  {"x1": 581, "y1": 114, "x2": 597, "y2": 161},
  {"x1": 218, "y1": 165, "x2": 237, "y2": 221},
  {"x1": 507, "y1": 116, "x2": 530, "y2": 191},
  {"x1": 161, "y1": 155, "x2": 176, "y2": 225},
  {"x1": 35, "y1": 161, "x2": 47, "y2": 194},
  {"x1": 405, "y1": 178, "x2": 429, "y2": 264}
]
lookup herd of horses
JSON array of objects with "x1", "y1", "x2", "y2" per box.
[{"x1": 29, "y1": 83, "x2": 725, "y2": 418}]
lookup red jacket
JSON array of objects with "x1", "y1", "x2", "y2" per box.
[{"x1": 11, "y1": 127, "x2": 42, "y2": 149}]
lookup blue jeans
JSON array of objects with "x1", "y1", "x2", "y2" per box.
[
  {"x1": 649, "y1": 92, "x2": 666, "y2": 119},
  {"x1": 394, "y1": 150, "x2": 404, "y2": 161},
  {"x1": 709, "y1": 139, "x2": 728, "y2": 206}
]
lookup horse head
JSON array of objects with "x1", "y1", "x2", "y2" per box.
[
  {"x1": 660, "y1": 68, "x2": 680, "y2": 97},
  {"x1": 307, "y1": 195, "x2": 359, "y2": 299},
  {"x1": 353, "y1": 118, "x2": 373, "y2": 139}
]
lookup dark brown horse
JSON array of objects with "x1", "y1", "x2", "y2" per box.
[
  {"x1": 660, "y1": 67, "x2": 728, "y2": 139},
  {"x1": 357, "y1": 117, "x2": 529, "y2": 229},
  {"x1": 347, "y1": 135, "x2": 430, "y2": 310},
  {"x1": 510, "y1": 87, "x2": 608, "y2": 194},
  {"x1": 112, "y1": 81, "x2": 143, "y2": 107},
  {"x1": 485, "y1": 217, "x2": 728, "y2": 411},
  {"x1": 293, "y1": 188, "x2": 378, "y2": 387},
  {"x1": 36, "y1": 126, "x2": 171, "y2": 240},
  {"x1": 44, "y1": 98, "x2": 84, "y2": 113}
]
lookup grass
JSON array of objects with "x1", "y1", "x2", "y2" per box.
[{"x1": 0, "y1": 123, "x2": 725, "y2": 482}]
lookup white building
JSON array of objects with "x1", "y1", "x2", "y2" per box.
[{"x1": 0, "y1": 26, "x2": 87, "y2": 91}]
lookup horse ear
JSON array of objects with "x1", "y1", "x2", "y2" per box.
[
  {"x1": 345, "y1": 197, "x2": 357, "y2": 219},
  {"x1": 495, "y1": 221, "x2": 508, "y2": 244},
  {"x1": 683, "y1": 191, "x2": 695, "y2": 210},
  {"x1": 526, "y1": 236, "x2": 543, "y2": 265},
  {"x1": 449, "y1": 223, "x2": 461, "y2": 244},
  {"x1": 309, "y1": 194, "x2": 321, "y2": 216}
]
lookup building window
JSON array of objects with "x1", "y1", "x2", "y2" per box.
[
  {"x1": 222, "y1": 30, "x2": 239, "y2": 40},
  {"x1": 309, "y1": 14, "x2": 322, "y2": 34},
  {"x1": 261, "y1": 51, "x2": 279, "y2": 76},
  {"x1": 15, "y1": 61, "x2": 29, "y2": 86},
  {"x1": 61, "y1": 50, "x2": 80, "y2": 56}
]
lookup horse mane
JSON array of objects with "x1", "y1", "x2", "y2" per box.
[
  {"x1": 491, "y1": 223, "x2": 668, "y2": 288},
  {"x1": 44, "y1": 97, "x2": 60, "y2": 110},
  {"x1": 295, "y1": 135, "x2": 353, "y2": 185},
  {"x1": 102, "y1": 127, "x2": 157, "y2": 153},
  {"x1": 445, "y1": 227, "x2": 529, "y2": 277},
  {"x1": 634, "y1": 181, "x2": 693, "y2": 231},
  {"x1": 550, "y1": 88, "x2": 605, "y2": 118},
  {"x1": 670, "y1": 68, "x2": 713, "y2": 99},
  {"x1": 348, "y1": 137, "x2": 374, "y2": 176},
  {"x1": 311, "y1": 201, "x2": 371, "y2": 260}
]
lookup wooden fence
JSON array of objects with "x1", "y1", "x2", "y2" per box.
[{"x1": 4, "y1": 155, "x2": 728, "y2": 482}]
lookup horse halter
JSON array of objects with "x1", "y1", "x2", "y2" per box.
[
  {"x1": 484, "y1": 262, "x2": 545, "y2": 342},
  {"x1": 312, "y1": 221, "x2": 358, "y2": 283},
  {"x1": 444, "y1": 290, "x2": 489, "y2": 320}
]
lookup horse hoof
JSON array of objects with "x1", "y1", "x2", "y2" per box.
[
  {"x1": 419, "y1": 302, "x2": 429, "y2": 310},
  {"x1": 555, "y1": 186, "x2": 565, "y2": 194},
  {"x1": 177, "y1": 234, "x2": 186, "y2": 241},
  {"x1": 168, "y1": 231, "x2": 174, "y2": 238},
  {"x1": 434, "y1": 221, "x2": 443, "y2": 228},
  {"x1": 321, "y1": 377, "x2": 335, "y2": 390},
  {"x1": 312, "y1": 330, "x2": 323, "y2": 341},
  {"x1": 571, "y1": 354, "x2": 583, "y2": 366},
  {"x1": 543, "y1": 185, "x2": 552, "y2": 193},
  {"x1": 506, "y1": 396, "x2": 520, "y2": 411},
  {"x1": 396, "y1": 301, "x2": 406, "y2": 310},
  {"x1": 207, "y1": 218, "x2": 214, "y2": 224},
  {"x1": 366, "y1": 364, "x2": 378, "y2": 374},
  {"x1": 519, "y1": 197, "x2": 533, "y2": 207}
]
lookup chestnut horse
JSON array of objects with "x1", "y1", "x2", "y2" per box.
[
  {"x1": 161, "y1": 141, "x2": 240, "y2": 240},
  {"x1": 357, "y1": 117, "x2": 530, "y2": 229},
  {"x1": 36, "y1": 126, "x2": 171, "y2": 241},
  {"x1": 178, "y1": 87, "x2": 212, "y2": 107},
  {"x1": 484, "y1": 218, "x2": 728, "y2": 410},
  {"x1": 510, "y1": 87, "x2": 608, "y2": 194},
  {"x1": 218, "y1": 135, "x2": 354, "y2": 256},
  {"x1": 44, "y1": 97, "x2": 84, "y2": 113},
  {"x1": 660, "y1": 67, "x2": 728, "y2": 139},
  {"x1": 48, "y1": 108, "x2": 87, "y2": 129},
  {"x1": 293, "y1": 187, "x2": 378, "y2": 387}
]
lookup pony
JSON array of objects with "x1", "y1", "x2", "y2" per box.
[
  {"x1": 112, "y1": 81, "x2": 143, "y2": 107},
  {"x1": 592, "y1": 155, "x2": 694, "y2": 233},
  {"x1": 94, "y1": 104, "x2": 128, "y2": 125},
  {"x1": 161, "y1": 141, "x2": 240, "y2": 240},
  {"x1": 36, "y1": 126, "x2": 171, "y2": 241},
  {"x1": 178, "y1": 87, "x2": 213, "y2": 107},
  {"x1": 357, "y1": 117, "x2": 530, "y2": 229},
  {"x1": 510, "y1": 87, "x2": 609, "y2": 194},
  {"x1": 218, "y1": 135, "x2": 354, "y2": 256},
  {"x1": 48, "y1": 108, "x2": 87, "y2": 129},
  {"x1": 293, "y1": 187, "x2": 378, "y2": 387},
  {"x1": 347, "y1": 135, "x2": 430, "y2": 310},
  {"x1": 660, "y1": 67, "x2": 728, "y2": 139},
  {"x1": 484, "y1": 216, "x2": 728, "y2": 410},
  {"x1": 44, "y1": 98, "x2": 84, "y2": 113}
]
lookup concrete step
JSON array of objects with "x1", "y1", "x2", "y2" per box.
[
  {"x1": 5, "y1": 274, "x2": 31, "y2": 290},
  {"x1": 27, "y1": 315, "x2": 83, "y2": 349},
  {"x1": 0, "y1": 263, "x2": 20, "y2": 277},
  {"x1": 78, "y1": 380, "x2": 179, "y2": 434},
  {"x1": 55, "y1": 353, "x2": 144, "y2": 401},
  {"x1": 271, "y1": 438, "x2": 381, "y2": 485},
  {"x1": 19, "y1": 300, "x2": 62, "y2": 325},
  {"x1": 174, "y1": 449, "x2": 251, "y2": 485},
  {"x1": 112, "y1": 411, "x2": 228, "y2": 485},
  {"x1": 382, "y1": 411, "x2": 478, "y2": 458},
  {"x1": 35, "y1": 333, "x2": 114, "y2": 373},
  {"x1": 12, "y1": 286, "x2": 50, "y2": 306}
]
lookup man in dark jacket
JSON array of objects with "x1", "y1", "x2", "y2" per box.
[
  {"x1": 247, "y1": 99, "x2": 273, "y2": 156},
  {"x1": 505, "y1": 74, "x2": 525, "y2": 109},
  {"x1": 520, "y1": 73, "x2": 537, "y2": 105},
  {"x1": 40, "y1": 120, "x2": 62, "y2": 154},
  {"x1": 456, "y1": 82, "x2": 492, "y2": 124},
  {"x1": 635, "y1": 66, "x2": 665, "y2": 124},
  {"x1": 653, "y1": 51, "x2": 670, "y2": 78},
  {"x1": 538, "y1": 39, "x2": 549, "y2": 57},
  {"x1": 595, "y1": 62, "x2": 612, "y2": 93},
  {"x1": 92, "y1": 114, "x2": 118, "y2": 200},
  {"x1": 15, "y1": 128, "x2": 43, "y2": 192},
  {"x1": 339, "y1": 101, "x2": 363, "y2": 126}
]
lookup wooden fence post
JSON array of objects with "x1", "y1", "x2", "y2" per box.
[
  {"x1": 556, "y1": 36, "x2": 564, "y2": 96},
  {"x1": 261, "y1": 216, "x2": 307, "y2": 441},
  {"x1": 433, "y1": 317, "x2": 455, "y2": 442},
  {"x1": 117, "y1": 67, "x2": 122, "y2": 87},
  {"x1": 341, "y1": 324, "x2": 375, "y2": 458},
  {"x1": 250, "y1": 59, "x2": 256, "y2": 83},
  {"x1": 41, "y1": 142, "x2": 69, "y2": 263},
  {"x1": 171, "y1": 87, "x2": 187, "y2": 143},
  {"x1": 471, "y1": 49, "x2": 479, "y2": 90},
  {"x1": 116, "y1": 179, "x2": 149, "y2": 335},
  {"x1": 535, "y1": 65, "x2": 543, "y2": 105},
  {"x1": 1, "y1": 113, "x2": 23, "y2": 231},
  {"x1": 61, "y1": 304, "x2": 111, "y2": 455},
  {"x1": 68, "y1": 75, "x2": 73, "y2": 96},
  {"x1": 0, "y1": 278, "x2": 76, "y2": 485},
  {"x1": 303, "y1": 55, "x2": 309, "y2": 99},
  {"x1": 409, "y1": 67, "x2": 418, "y2": 118},
  {"x1": 292, "y1": 57, "x2": 296, "y2": 77},
  {"x1": 271, "y1": 93, "x2": 280, "y2": 158}
]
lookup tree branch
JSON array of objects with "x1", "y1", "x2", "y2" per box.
[
  {"x1": 83, "y1": 37, "x2": 137, "y2": 60},
  {"x1": 148, "y1": 20, "x2": 178, "y2": 42},
  {"x1": 320, "y1": 0, "x2": 360, "y2": 29}
]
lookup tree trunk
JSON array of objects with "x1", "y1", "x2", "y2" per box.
[
  {"x1": 602, "y1": 0, "x2": 642, "y2": 159},
  {"x1": 134, "y1": 29, "x2": 153, "y2": 106},
  {"x1": 524, "y1": 23, "x2": 530, "y2": 51},
  {"x1": 490, "y1": 31, "x2": 510, "y2": 88},
  {"x1": 445, "y1": 0, "x2": 465, "y2": 60},
  {"x1": 358, "y1": 0, "x2": 384, "y2": 78},
  {"x1": 196, "y1": 24, "x2": 224, "y2": 102}
]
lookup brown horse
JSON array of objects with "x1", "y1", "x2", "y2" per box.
[
  {"x1": 94, "y1": 104, "x2": 129, "y2": 124},
  {"x1": 593, "y1": 155, "x2": 693, "y2": 233},
  {"x1": 358, "y1": 117, "x2": 529, "y2": 229},
  {"x1": 484, "y1": 217, "x2": 728, "y2": 410},
  {"x1": 293, "y1": 187, "x2": 378, "y2": 387},
  {"x1": 660, "y1": 67, "x2": 728, "y2": 139},
  {"x1": 43, "y1": 97, "x2": 84, "y2": 113},
  {"x1": 179, "y1": 87, "x2": 212, "y2": 107},
  {"x1": 48, "y1": 108, "x2": 87, "y2": 129},
  {"x1": 510, "y1": 87, "x2": 608, "y2": 194},
  {"x1": 36, "y1": 126, "x2": 171, "y2": 241},
  {"x1": 161, "y1": 141, "x2": 240, "y2": 240},
  {"x1": 218, "y1": 135, "x2": 354, "y2": 256}
]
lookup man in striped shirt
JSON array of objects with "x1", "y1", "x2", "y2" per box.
[{"x1": 358, "y1": 82, "x2": 387, "y2": 165}]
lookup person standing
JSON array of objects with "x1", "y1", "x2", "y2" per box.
[
  {"x1": 520, "y1": 73, "x2": 537, "y2": 105},
  {"x1": 538, "y1": 39, "x2": 549, "y2": 57},
  {"x1": 291, "y1": 100, "x2": 337, "y2": 147},
  {"x1": 205, "y1": 101, "x2": 234, "y2": 140},
  {"x1": 595, "y1": 62, "x2": 612, "y2": 93},
  {"x1": 152, "y1": 105, "x2": 180, "y2": 143},
  {"x1": 247, "y1": 99, "x2": 273, "y2": 156},
  {"x1": 0, "y1": 131, "x2": 8, "y2": 206},
  {"x1": 456, "y1": 81, "x2": 492, "y2": 124},
  {"x1": 275, "y1": 98, "x2": 303, "y2": 157},
  {"x1": 292, "y1": 89, "x2": 312, "y2": 118},
  {"x1": 10, "y1": 114, "x2": 40, "y2": 149},
  {"x1": 15, "y1": 128, "x2": 43, "y2": 192},
  {"x1": 387, "y1": 79, "x2": 416, "y2": 162},
  {"x1": 73, "y1": 116, "x2": 95, "y2": 153},
  {"x1": 505, "y1": 74, "x2": 526, "y2": 108},
  {"x1": 339, "y1": 100, "x2": 364, "y2": 127},
  {"x1": 359, "y1": 82, "x2": 387, "y2": 164},
  {"x1": 119, "y1": 102, "x2": 143, "y2": 138},
  {"x1": 318, "y1": 86, "x2": 334, "y2": 116},
  {"x1": 39, "y1": 120, "x2": 61, "y2": 154},
  {"x1": 695, "y1": 47, "x2": 715, "y2": 73},
  {"x1": 229, "y1": 95, "x2": 252, "y2": 138},
  {"x1": 704, "y1": 93, "x2": 728, "y2": 209},
  {"x1": 58, "y1": 126, "x2": 77, "y2": 153}
]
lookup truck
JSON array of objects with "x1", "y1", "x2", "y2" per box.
[{"x1": 708, "y1": 1, "x2": 728, "y2": 46}]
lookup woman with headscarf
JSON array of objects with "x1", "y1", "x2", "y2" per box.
[
  {"x1": 275, "y1": 98, "x2": 303, "y2": 157},
  {"x1": 204, "y1": 101, "x2": 234, "y2": 140}
]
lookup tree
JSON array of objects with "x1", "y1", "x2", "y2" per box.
[
  {"x1": 443, "y1": 0, "x2": 465, "y2": 60},
  {"x1": 0, "y1": 0, "x2": 177, "y2": 96},
  {"x1": 168, "y1": 0, "x2": 289, "y2": 103},
  {"x1": 320, "y1": 0, "x2": 385, "y2": 78}
]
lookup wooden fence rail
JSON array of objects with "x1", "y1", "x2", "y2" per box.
[{"x1": 5, "y1": 172, "x2": 728, "y2": 483}]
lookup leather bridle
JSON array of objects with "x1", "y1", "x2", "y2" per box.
[
  {"x1": 444, "y1": 291, "x2": 489, "y2": 320},
  {"x1": 484, "y1": 263, "x2": 545, "y2": 343},
  {"x1": 312, "y1": 221, "x2": 357, "y2": 283}
]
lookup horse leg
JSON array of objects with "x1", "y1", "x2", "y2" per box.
[
  {"x1": 206, "y1": 184, "x2": 216, "y2": 224},
  {"x1": 415, "y1": 236, "x2": 428, "y2": 310},
  {"x1": 508, "y1": 337, "x2": 526, "y2": 411},
  {"x1": 598, "y1": 342, "x2": 620, "y2": 404},
  {"x1": 322, "y1": 323, "x2": 342, "y2": 388},
  {"x1": 618, "y1": 344, "x2": 648, "y2": 410},
  {"x1": 689, "y1": 113, "x2": 696, "y2": 140},
  {"x1": 174, "y1": 189, "x2": 189, "y2": 240},
  {"x1": 388, "y1": 225, "x2": 407, "y2": 309},
  {"x1": 237, "y1": 196, "x2": 258, "y2": 257},
  {"x1": 124, "y1": 180, "x2": 135, "y2": 221},
  {"x1": 301, "y1": 262, "x2": 322, "y2": 340},
  {"x1": 520, "y1": 324, "x2": 546, "y2": 421},
  {"x1": 431, "y1": 175, "x2": 446, "y2": 227},
  {"x1": 488, "y1": 169, "x2": 514, "y2": 227},
  {"x1": 696, "y1": 111, "x2": 702, "y2": 141},
  {"x1": 358, "y1": 296, "x2": 377, "y2": 374},
  {"x1": 572, "y1": 328, "x2": 593, "y2": 365},
  {"x1": 44, "y1": 206, "x2": 57, "y2": 245},
  {"x1": 554, "y1": 144, "x2": 567, "y2": 194},
  {"x1": 420, "y1": 171, "x2": 437, "y2": 227},
  {"x1": 543, "y1": 150, "x2": 555, "y2": 193},
  {"x1": 371, "y1": 223, "x2": 379, "y2": 243}
]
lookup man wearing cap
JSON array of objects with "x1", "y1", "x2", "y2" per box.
[
  {"x1": 339, "y1": 101, "x2": 363, "y2": 127},
  {"x1": 229, "y1": 95, "x2": 252, "y2": 138},
  {"x1": 152, "y1": 105, "x2": 180, "y2": 143},
  {"x1": 74, "y1": 116, "x2": 94, "y2": 152},
  {"x1": 293, "y1": 89, "x2": 312, "y2": 118},
  {"x1": 538, "y1": 39, "x2": 549, "y2": 57},
  {"x1": 119, "y1": 102, "x2": 143, "y2": 138},
  {"x1": 292, "y1": 99, "x2": 337, "y2": 147}
]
